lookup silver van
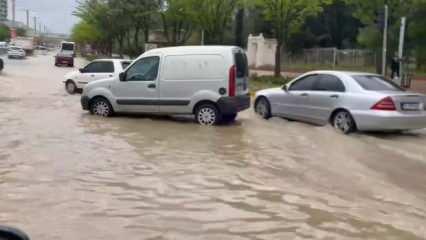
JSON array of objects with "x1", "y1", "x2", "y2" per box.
[{"x1": 81, "y1": 46, "x2": 250, "y2": 125}]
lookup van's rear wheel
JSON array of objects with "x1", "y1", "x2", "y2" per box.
[
  {"x1": 90, "y1": 97, "x2": 113, "y2": 117},
  {"x1": 195, "y1": 104, "x2": 221, "y2": 126}
]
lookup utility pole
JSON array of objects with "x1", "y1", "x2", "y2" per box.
[
  {"x1": 33, "y1": 16, "x2": 37, "y2": 33},
  {"x1": 26, "y1": 10, "x2": 30, "y2": 28},
  {"x1": 201, "y1": 30, "x2": 205, "y2": 45},
  {"x1": 11, "y1": 0, "x2": 16, "y2": 27},
  {"x1": 381, "y1": 5, "x2": 389, "y2": 76},
  {"x1": 397, "y1": 17, "x2": 407, "y2": 86}
]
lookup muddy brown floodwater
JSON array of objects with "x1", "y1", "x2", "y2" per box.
[{"x1": 0, "y1": 53, "x2": 425, "y2": 240}]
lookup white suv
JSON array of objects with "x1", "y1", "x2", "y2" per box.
[
  {"x1": 81, "y1": 46, "x2": 250, "y2": 125},
  {"x1": 64, "y1": 59, "x2": 131, "y2": 94}
]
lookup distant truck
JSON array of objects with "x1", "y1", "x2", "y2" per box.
[
  {"x1": 11, "y1": 37, "x2": 35, "y2": 55},
  {"x1": 60, "y1": 41, "x2": 76, "y2": 57},
  {"x1": 55, "y1": 41, "x2": 76, "y2": 67}
]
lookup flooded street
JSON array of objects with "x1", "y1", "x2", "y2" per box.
[{"x1": 0, "y1": 53, "x2": 425, "y2": 239}]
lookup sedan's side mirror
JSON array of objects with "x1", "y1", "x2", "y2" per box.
[
  {"x1": 119, "y1": 72, "x2": 126, "y2": 82},
  {"x1": 79, "y1": 68, "x2": 85, "y2": 73}
]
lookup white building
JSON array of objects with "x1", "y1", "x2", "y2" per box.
[
  {"x1": 0, "y1": 0, "x2": 7, "y2": 22},
  {"x1": 247, "y1": 34, "x2": 277, "y2": 69}
]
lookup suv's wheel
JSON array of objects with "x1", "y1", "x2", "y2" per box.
[
  {"x1": 255, "y1": 97, "x2": 272, "y2": 119},
  {"x1": 222, "y1": 113, "x2": 237, "y2": 123},
  {"x1": 90, "y1": 97, "x2": 113, "y2": 117},
  {"x1": 195, "y1": 104, "x2": 221, "y2": 126},
  {"x1": 65, "y1": 81, "x2": 77, "y2": 94},
  {"x1": 332, "y1": 110, "x2": 356, "y2": 134}
]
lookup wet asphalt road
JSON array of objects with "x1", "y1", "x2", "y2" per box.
[{"x1": 0, "y1": 53, "x2": 425, "y2": 240}]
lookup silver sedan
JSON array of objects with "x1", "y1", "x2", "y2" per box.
[{"x1": 254, "y1": 71, "x2": 426, "y2": 134}]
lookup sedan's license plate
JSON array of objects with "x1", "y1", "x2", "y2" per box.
[{"x1": 401, "y1": 103, "x2": 420, "y2": 111}]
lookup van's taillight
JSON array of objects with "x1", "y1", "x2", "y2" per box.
[
  {"x1": 371, "y1": 97, "x2": 396, "y2": 111},
  {"x1": 228, "y1": 65, "x2": 236, "y2": 97}
]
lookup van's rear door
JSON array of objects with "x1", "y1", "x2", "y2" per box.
[{"x1": 233, "y1": 50, "x2": 249, "y2": 95}]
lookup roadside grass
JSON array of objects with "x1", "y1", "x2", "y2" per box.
[{"x1": 250, "y1": 75, "x2": 292, "y2": 94}]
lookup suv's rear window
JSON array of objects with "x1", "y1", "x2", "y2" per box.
[
  {"x1": 62, "y1": 43, "x2": 74, "y2": 51},
  {"x1": 234, "y1": 52, "x2": 248, "y2": 78},
  {"x1": 353, "y1": 75, "x2": 403, "y2": 91}
]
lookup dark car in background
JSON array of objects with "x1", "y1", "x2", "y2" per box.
[{"x1": 55, "y1": 51, "x2": 74, "y2": 67}]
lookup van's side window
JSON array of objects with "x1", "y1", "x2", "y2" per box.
[{"x1": 126, "y1": 56, "x2": 160, "y2": 81}]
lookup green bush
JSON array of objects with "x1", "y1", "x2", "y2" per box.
[{"x1": 0, "y1": 25, "x2": 9, "y2": 41}]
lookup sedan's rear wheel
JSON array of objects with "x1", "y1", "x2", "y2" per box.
[
  {"x1": 333, "y1": 110, "x2": 356, "y2": 134},
  {"x1": 90, "y1": 98, "x2": 113, "y2": 117},
  {"x1": 255, "y1": 97, "x2": 271, "y2": 119}
]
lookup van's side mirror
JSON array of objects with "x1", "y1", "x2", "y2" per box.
[
  {"x1": 282, "y1": 84, "x2": 288, "y2": 92},
  {"x1": 79, "y1": 68, "x2": 85, "y2": 73},
  {"x1": 119, "y1": 72, "x2": 126, "y2": 82}
]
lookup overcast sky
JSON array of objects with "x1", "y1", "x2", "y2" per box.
[{"x1": 8, "y1": 0, "x2": 79, "y2": 34}]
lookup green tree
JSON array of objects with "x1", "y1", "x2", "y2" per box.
[
  {"x1": 125, "y1": 0, "x2": 157, "y2": 53},
  {"x1": 191, "y1": 0, "x2": 240, "y2": 44},
  {"x1": 255, "y1": 0, "x2": 332, "y2": 76},
  {"x1": 71, "y1": 20, "x2": 102, "y2": 45},
  {"x1": 344, "y1": 0, "x2": 426, "y2": 71},
  {"x1": 409, "y1": 0, "x2": 426, "y2": 69},
  {"x1": 0, "y1": 25, "x2": 9, "y2": 41},
  {"x1": 16, "y1": 27, "x2": 27, "y2": 37},
  {"x1": 157, "y1": 0, "x2": 196, "y2": 46}
]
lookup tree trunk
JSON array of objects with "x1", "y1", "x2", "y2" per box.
[
  {"x1": 118, "y1": 35, "x2": 124, "y2": 57},
  {"x1": 235, "y1": 8, "x2": 244, "y2": 47},
  {"x1": 126, "y1": 32, "x2": 132, "y2": 54},
  {"x1": 144, "y1": 28, "x2": 149, "y2": 43},
  {"x1": 274, "y1": 43, "x2": 282, "y2": 77},
  {"x1": 134, "y1": 26, "x2": 140, "y2": 52}
]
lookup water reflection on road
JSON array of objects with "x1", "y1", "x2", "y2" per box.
[{"x1": 0, "y1": 54, "x2": 425, "y2": 239}]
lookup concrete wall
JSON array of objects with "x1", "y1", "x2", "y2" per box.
[{"x1": 247, "y1": 34, "x2": 277, "y2": 69}]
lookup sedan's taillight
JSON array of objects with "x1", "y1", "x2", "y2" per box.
[
  {"x1": 371, "y1": 97, "x2": 396, "y2": 111},
  {"x1": 228, "y1": 65, "x2": 236, "y2": 97}
]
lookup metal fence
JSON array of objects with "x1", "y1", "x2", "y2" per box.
[{"x1": 282, "y1": 48, "x2": 377, "y2": 69}]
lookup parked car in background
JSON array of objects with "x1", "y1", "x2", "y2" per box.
[
  {"x1": 55, "y1": 41, "x2": 76, "y2": 67},
  {"x1": 64, "y1": 59, "x2": 132, "y2": 94},
  {"x1": 8, "y1": 46, "x2": 26, "y2": 59},
  {"x1": 55, "y1": 51, "x2": 74, "y2": 67},
  {"x1": 0, "y1": 57, "x2": 3, "y2": 72},
  {"x1": 10, "y1": 37, "x2": 35, "y2": 56},
  {"x1": 0, "y1": 42, "x2": 8, "y2": 55},
  {"x1": 255, "y1": 71, "x2": 426, "y2": 134},
  {"x1": 81, "y1": 46, "x2": 250, "y2": 125}
]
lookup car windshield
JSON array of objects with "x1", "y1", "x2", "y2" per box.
[{"x1": 353, "y1": 75, "x2": 404, "y2": 91}]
